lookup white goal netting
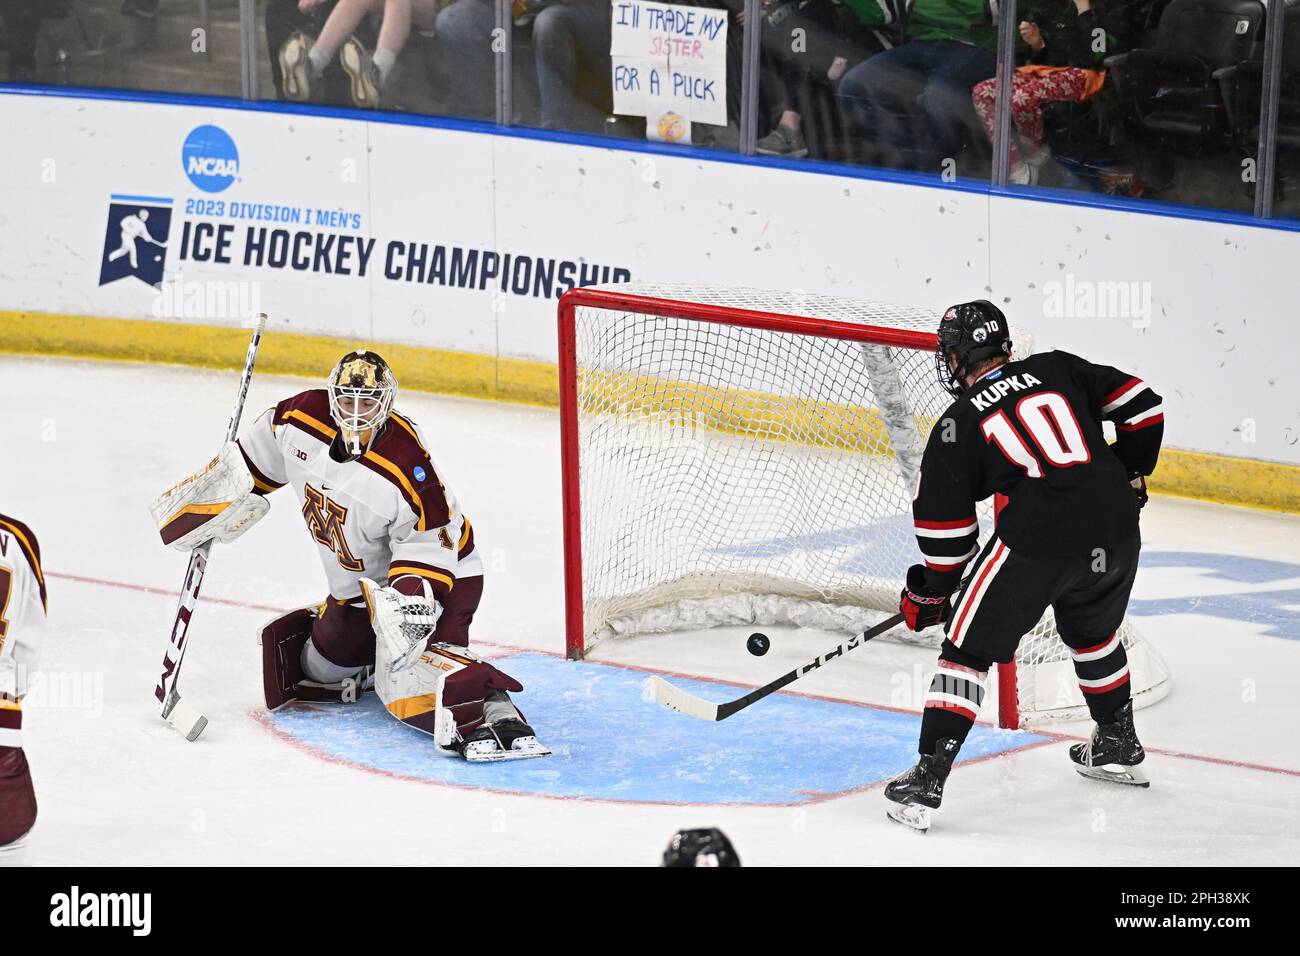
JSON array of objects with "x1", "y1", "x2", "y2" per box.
[{"x1": 564, "y1": 284, "x2": 1171, "y2": 726}]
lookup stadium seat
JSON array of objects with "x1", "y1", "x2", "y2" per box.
[
  {"x1": 1106, "y1": 0, "x2": 1267, "y2": 153},
  {"x1": 1220, "y1": 2, "x2": 1300, "y2": 157}
]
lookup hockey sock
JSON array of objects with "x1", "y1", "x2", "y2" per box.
[
  {"x1": 307, "y1": 45, "x2": 330, "y2": 78},
  {"x1": 373, "y1": 48, "x2": 396, "y2": 85},
  {"x1": 1065, "y1": 631, "x2": 1131, "y2": 723},
  {"x1": 483, "y1": 688, "x2": 522, "y2": 724},
  {"x1": 918, "y1": 642, "x2": 990, "y2": 756}
]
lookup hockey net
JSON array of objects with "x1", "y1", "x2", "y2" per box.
[{"x1": 558, "y1": 284, "x2": 1171, "y2": 727}]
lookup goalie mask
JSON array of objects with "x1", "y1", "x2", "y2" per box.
[
  {"x1": 328, "y1": 350, "x2": 397, "y2": 456},
  {"x1": 936, "y1": 300, "x2": 1012, "y2": 398}
]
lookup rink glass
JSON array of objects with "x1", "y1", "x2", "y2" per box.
[{"x1": 4, "y1": 0, "x2": 1298, "y2": 221}]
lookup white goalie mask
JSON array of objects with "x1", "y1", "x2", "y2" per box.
[{"x1": 328, "y1": 350, "x2": 398, "y2": 456}]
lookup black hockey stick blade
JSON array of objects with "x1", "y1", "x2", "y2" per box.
[{"x1": 648, "y1": 612, "x2": 907, "y2": 721}]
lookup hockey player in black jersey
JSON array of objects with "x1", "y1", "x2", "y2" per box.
[{"x1": 885, "y1": 300, "x2": 1164, "y2": 831}]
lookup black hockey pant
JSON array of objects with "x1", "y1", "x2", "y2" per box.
[{"x1": 917, "y1": 531, "x2": 1141, "y2": 755}]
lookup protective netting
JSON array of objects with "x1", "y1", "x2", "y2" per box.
[{"x1": 568, "y1": 284, "x2": 1171, "y2": 725}]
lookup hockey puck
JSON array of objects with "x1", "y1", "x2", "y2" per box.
[{"x1": 747, "y1": 633, "x2": 770, "y2": 656}]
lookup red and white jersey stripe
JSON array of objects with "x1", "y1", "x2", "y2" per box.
[{"x1": 948, "y1": 540, "x2": 1012, "y2": 649}]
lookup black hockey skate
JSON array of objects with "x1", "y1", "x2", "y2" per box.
[
  {"x1": 1070, "y1": 700, "x2": 1149, "y2": 787},
  {"x1": 458, "y1": 717, "x2": 551, "y2": 763},
  {"x1": 884, "y1": 738, "x2": 961, "y2": 832}
]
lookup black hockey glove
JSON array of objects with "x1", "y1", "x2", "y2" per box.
[
  {"x1": 900, "y1": 565, "x2": 952, "y2": 632},
  {"x1": 1129, "y1": 473, "x2": 1148, "y2": 510}
]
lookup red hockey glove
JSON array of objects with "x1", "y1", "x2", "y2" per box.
[
  {"x1": 1129, "y1": 473, "x2": 1148, "y2": 510},
  {"x1": 900, "y1": 564, "x2": 952, "y2": 632}
]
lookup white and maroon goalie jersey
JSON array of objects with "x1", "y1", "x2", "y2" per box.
[
  {"x1": 913, "y1": 350, "x2": 1163, "y2": 592},
  {"x1": 235, "y1": 389, "x2": 479, "y2": 606},
  {"x1": 0, "y1": 513, "x2": 47, "y2": 848}
]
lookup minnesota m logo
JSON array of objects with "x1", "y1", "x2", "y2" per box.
[{"x1": 302, "y1": 483, "x2": 364, "y2": 571}]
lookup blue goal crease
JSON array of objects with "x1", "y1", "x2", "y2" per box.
[{"x1": 266, "y1": 652, "x2": 1049, "y2": 806}]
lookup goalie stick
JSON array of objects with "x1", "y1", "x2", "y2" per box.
[
  {"x1": 154, "y1": 314, "x2": 268, "y2": 741},
  {"x1": 648, "y1": 612, "x2": 906, "y2": 721}
]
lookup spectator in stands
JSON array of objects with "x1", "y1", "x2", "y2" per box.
[
  {"x1": 970, "y1": 0, "x2": 1129, "y2": 184},
  {"x1": 533, "y1": 0, "x2": 612, "y2": 131},
  {"x1": 278, "y1": 0, "x2": 443, "y2": 108},
  {"x1": 837, "y1": 0, "x2": 998, "y2": 172},
  {"x1": 432, "y1": 0, "x2": 496, "y2": 120},
  {"x1": 1, "y1": 0, "x2": 67, "y2": 82},
  {"x1": 754, "y1": 0, "x2": 899, "y2": 158},
  {"x1": 121, "y1": 0, "x2": 160, "y2": 18}
]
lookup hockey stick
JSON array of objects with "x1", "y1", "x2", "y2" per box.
[
  {"x1": 648, "y1": 612, "x2": 906, "y2": 721},
  {"x1": 154, "y1": 314, "x2": 269, "y2": 741}
]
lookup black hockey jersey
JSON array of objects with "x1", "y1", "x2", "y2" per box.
[{"x1": 912, "y1": 350, "x2": 1163, "y2": 590}]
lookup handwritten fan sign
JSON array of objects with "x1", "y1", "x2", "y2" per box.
[{"x1": 610, "y1": 0, "x2": 729, "y2": 136}]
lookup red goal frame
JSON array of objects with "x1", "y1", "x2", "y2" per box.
[{"x1": 556, "y1": 287, "x2": 1023, "y2": 729}]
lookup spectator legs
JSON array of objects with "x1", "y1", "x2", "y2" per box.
[
  {"x1": 316, "y1": 0, "x2": 385, "y2": 62},
  {"x1": 0, "y1": 0, "x2": 44, "y2": 82},
  {"x1": 839, "y1": 41, "x2": 996, "y2": 173},
  {"x1": 534, "y1": 4, "x2": 611, "y2": 131},
  {"x1": 973, "y1": 70, "x2": 1094, "y2": 169},
  {"x1": 839, "y1": 47, "x2": 932, "y2": 169},
  {"x1": 434, "y1": 0, "x2": 496, "y2": 119},
  {"x1": 376, "y1": 0, "x2": 415, "y2": 57},
  {"x1": 918, "y1": 44, "x2": 997, "y2": 171}
]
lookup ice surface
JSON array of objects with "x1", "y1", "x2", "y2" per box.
[{"x1": 2, "y1": 356, "x2": 1297, "y2": 865}]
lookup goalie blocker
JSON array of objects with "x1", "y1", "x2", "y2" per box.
[{"x1": 150, "y1": 442, "x2": 269, "y2": 551}]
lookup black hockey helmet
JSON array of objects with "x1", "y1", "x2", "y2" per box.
[
  {"x1": 936, "y1": 300, "x2": 1012, "y2": 397},
  {"x1": 661, "y1": 828, "x2": 741, "y2": 867}
]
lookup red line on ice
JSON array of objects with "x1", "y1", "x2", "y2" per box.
[{"x1": 48, "y1": 570, "x2": 1300, "y2": 788}]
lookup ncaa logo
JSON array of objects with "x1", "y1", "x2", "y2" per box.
[
  {"x1": 973, "y1": 327, "x2": 988, "y2": 342},
  {"x1": 182, "y1": 125, "x2": 239, "y2": 193}
]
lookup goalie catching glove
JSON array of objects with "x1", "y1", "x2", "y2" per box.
[
  {"x1": 900, "y1": 564, "x2": 953, "y2": 632},
  {"x1": 150, "y1": 442, "x2": 269, "y2": 551},
  {"x1": 360, "y1": 576, "x2": 443, "y2": 671}
]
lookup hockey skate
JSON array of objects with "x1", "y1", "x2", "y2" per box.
[
  {"x1": 458, "y1": 717, "x2": 552, "y2": 763},
  {"x1": 1070, "y1": 700, "x2": 1149, "y2": 787},
  {"x1": 884, "y1": 738, "x2": 960, "y2": 833}
]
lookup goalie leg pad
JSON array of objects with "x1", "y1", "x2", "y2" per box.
[
  {"x1": 260, "y1": 607, "x2": 314, "y2": 711},
  {"x1": 375, "y1": 643, "x2": 523, "y2": 748},
  {"x1": 262, "y1": 606, "x2": 375, "y2": 709}
]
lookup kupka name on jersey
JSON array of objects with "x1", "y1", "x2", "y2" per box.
[{"x1": 969, "y1": 372, "x2": 1043, "y2": 411}]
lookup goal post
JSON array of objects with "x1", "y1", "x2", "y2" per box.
[{"x1": 557, "y1": 284, "x2": 1171, "y2": 728}]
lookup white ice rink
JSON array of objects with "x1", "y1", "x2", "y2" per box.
[{"x1": 3, "y1": 355, "x2": 1298, "y2": 866}]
